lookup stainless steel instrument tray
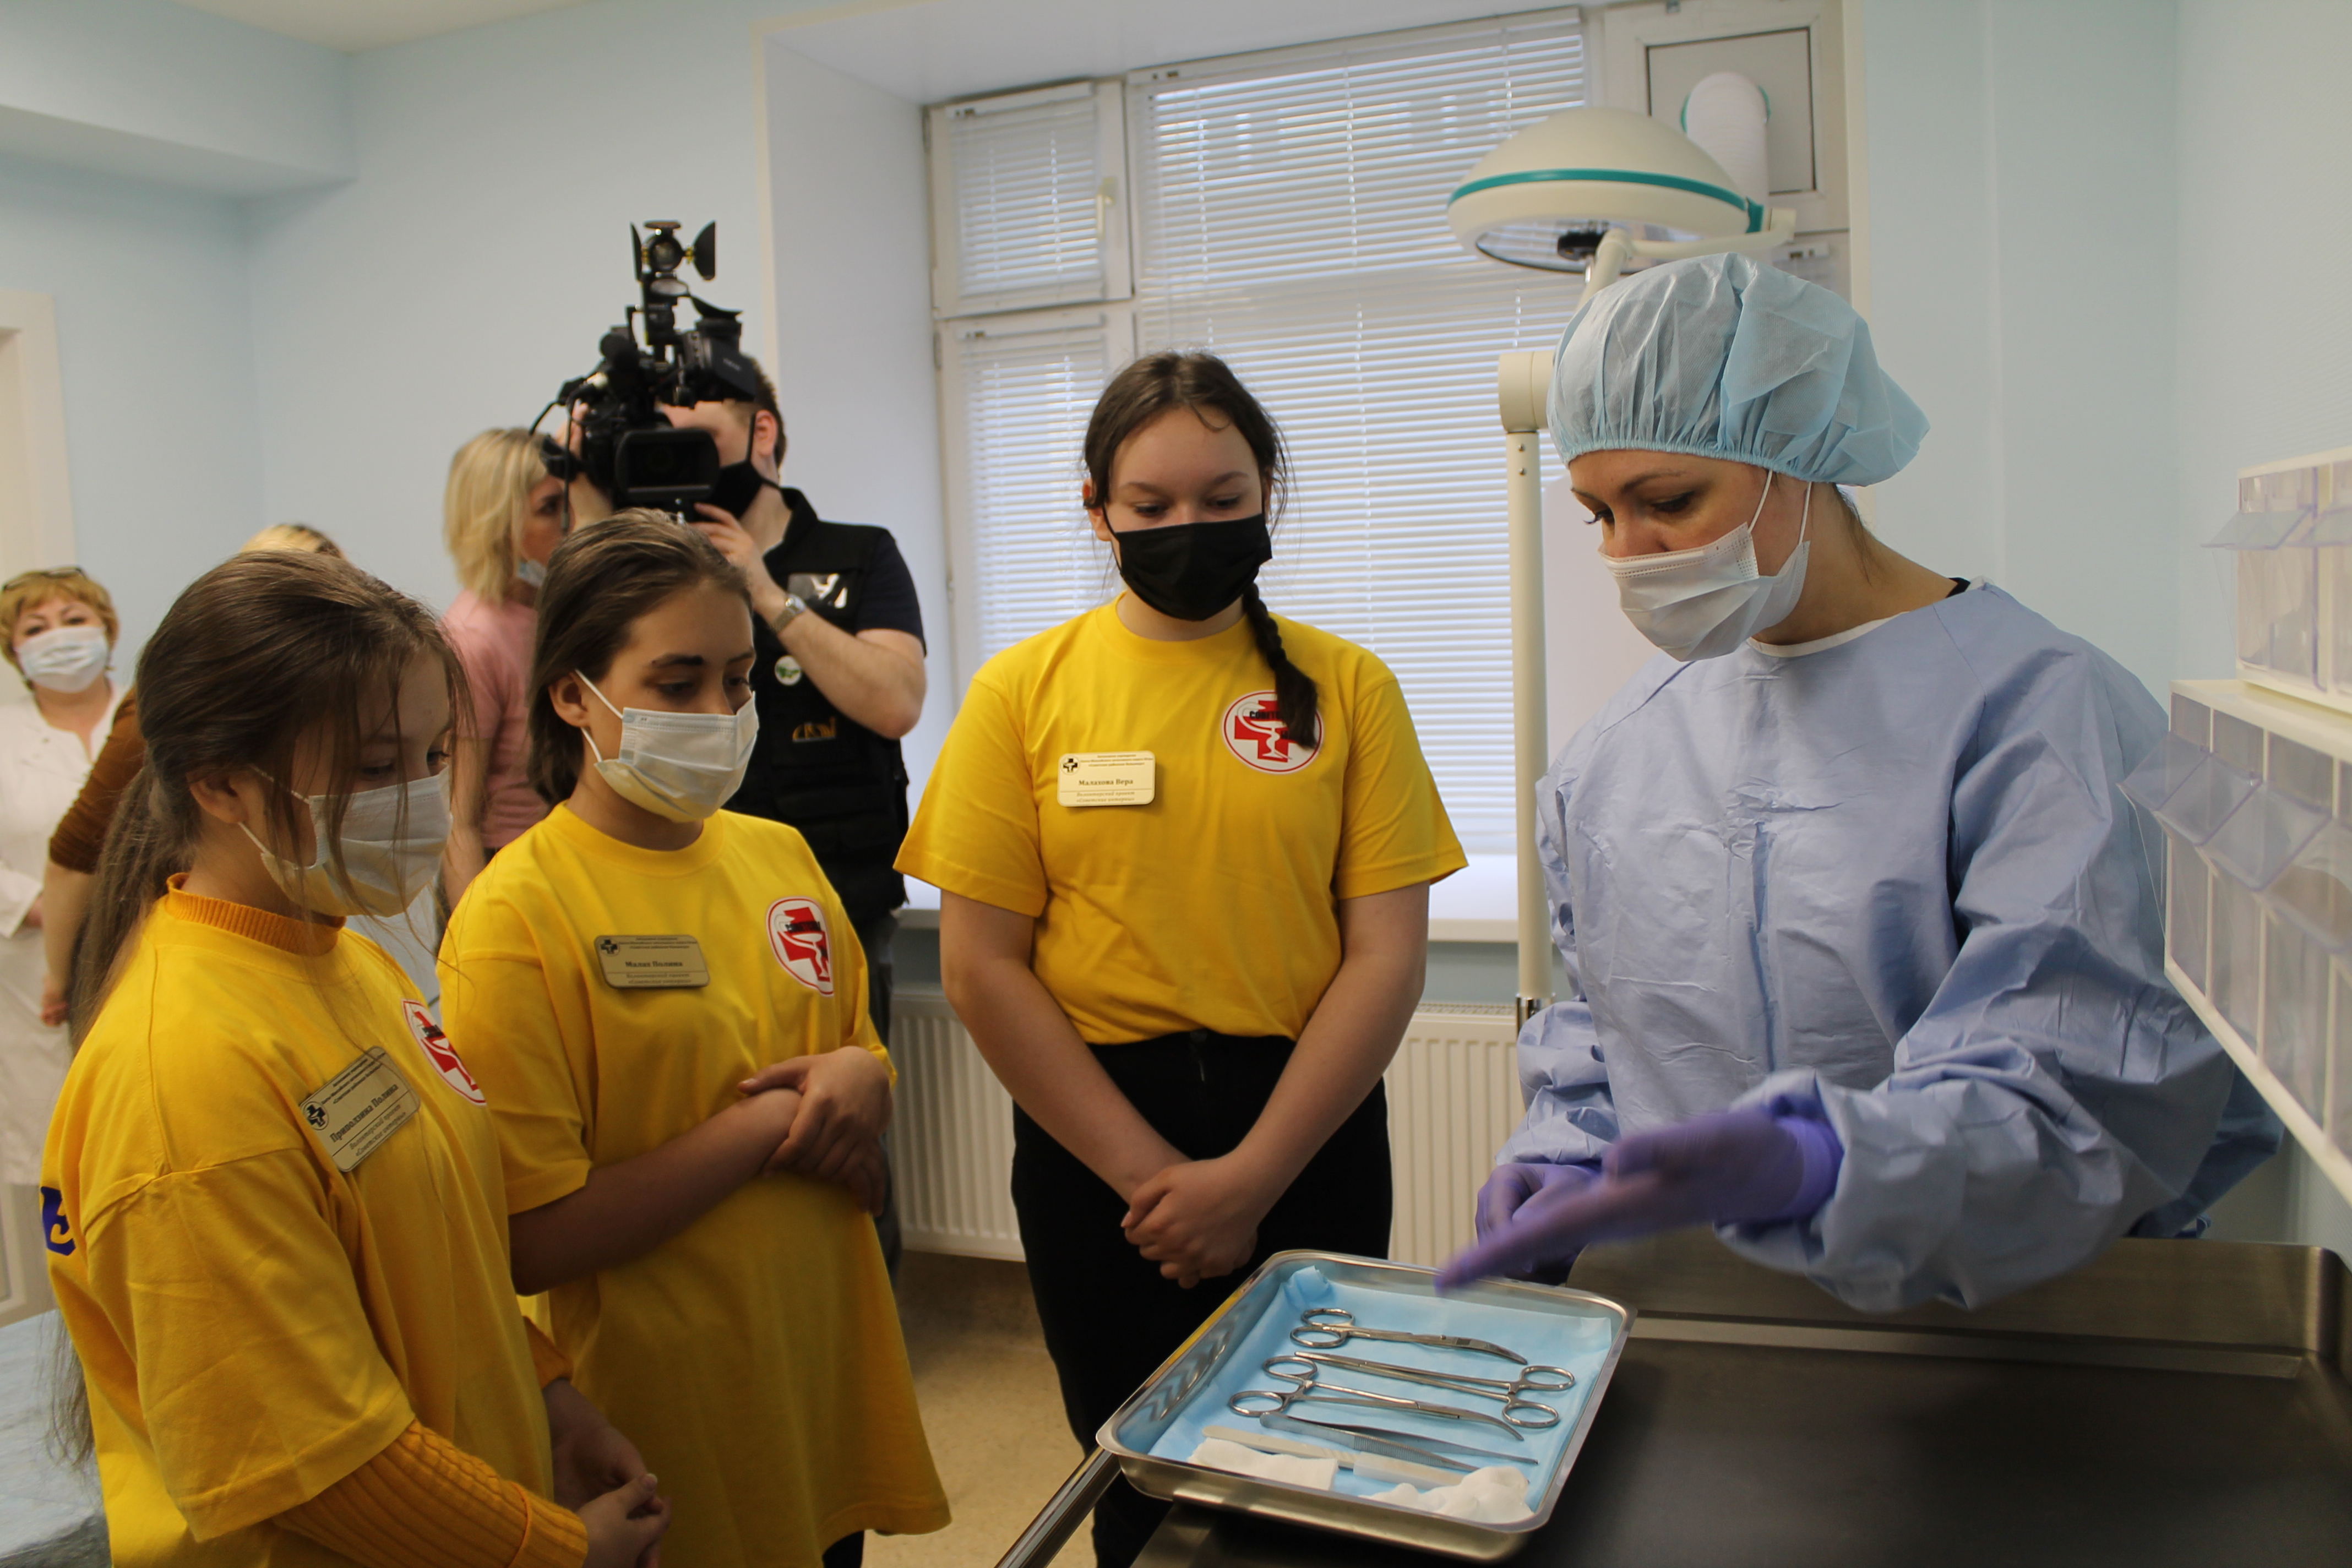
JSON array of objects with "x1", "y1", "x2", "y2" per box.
[
  {"x1": 1097, "y1": 1250, "x2": 1634, "y2": 1562},
  {"x1": 1115, "y1": 1233, "x2": 2352, "y2": 1567}
]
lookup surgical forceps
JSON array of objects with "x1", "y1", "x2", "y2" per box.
[
  {"x1": 1249, "y1": 1412, "x2": 1528, "y2": 1470},
  {"x1": 1271, "y1": 1351, "x2": 1569, "y2": 1429},
  {"x1": 1229, "y1": 1360, "x2": 1526, "y2": 1439},
  {"x1": 1291, "y1": 1307, "x2": 1529, "y2": 1365}
]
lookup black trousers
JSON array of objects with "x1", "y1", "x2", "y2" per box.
[
  {"x1": 855, "y1": 912, "x2": 902, "y2": 1281},
  {"x1": 1011, "y1": 1032, "x2": 1392, "y2": 1568}
]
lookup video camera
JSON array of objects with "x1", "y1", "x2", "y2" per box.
[{"x1": 549, "y1": 221, "x2": 762, "y2": 513}]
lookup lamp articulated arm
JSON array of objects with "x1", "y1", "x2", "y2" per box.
[{"x1": 1499, "y1": 349, "x2": 1556, "y2": 1026}]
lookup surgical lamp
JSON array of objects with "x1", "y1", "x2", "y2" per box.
[{"x1": 1447, "y1": 102, "x2": 1795, "y2": 1024}]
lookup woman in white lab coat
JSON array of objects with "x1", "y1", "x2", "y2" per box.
[{"x1": 0, "y1": 567, "x2": 123, "y2": 1186}]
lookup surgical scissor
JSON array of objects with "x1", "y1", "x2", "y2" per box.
[
  {"x1": 1229, "y1": 1361, "x2": 1525, "y2": 1439},
  {"x1": 1291, "y1": 1307, "x2": 1529, "y2": 1365},
  {"x1": 1269, "y1": 1351, "x2": 1569, "y2": 1429}
]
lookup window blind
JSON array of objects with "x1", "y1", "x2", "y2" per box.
[
  {"x1": 930, "y1": 81, "x2": 1125, "y2": 316},
  {"x1": 946, "y1": 314, "x2": 1122, "y2": 663},
  {"x1": 1130, "y1": 12, "x2": 1586, "y2": 852}
]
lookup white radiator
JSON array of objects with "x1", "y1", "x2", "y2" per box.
[{"x1": 888, "y1": 992, "x2": 1523, "y2": 1268}]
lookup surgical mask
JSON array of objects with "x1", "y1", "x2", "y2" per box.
[
  {"x1": 578, "y1": 672, "x2": 758, "y2": 822},
  {"x1": 1601, "y1": 475, "x2": 1812, "y2": 661},
  {"x1": 18, "y1": 625, "x2": 109, "y2": 693},
  {"x1": 242, "y1": 772, "x2": 451, "y2": 919},
  {"x1": 709, "y1": 460, "x2": 781, "y2": 521},
  {"x1": 514, "y1": 557, "x2": 547, "y2": 590},
  {"x1": 1112, "y1": 515, "x2": 1272, "y2": 622}
]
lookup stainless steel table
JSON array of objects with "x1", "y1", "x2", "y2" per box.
[{"x1": 1001, "y1": 1232, "x2": 2352, "y2": 1568}]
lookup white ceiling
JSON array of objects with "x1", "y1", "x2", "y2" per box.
[
  {"x1": 167, "y1": 0, "x2": 590, "y2": 52},
  {"x1": 769, "y1": 0, "x2": 1572, "y2": 106}
]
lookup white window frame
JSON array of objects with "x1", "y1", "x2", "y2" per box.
[
  {"x1": 927, "y1": 79, "x2": 1131, "y2": 319},
  {"x1": 935, "y1": 303, "x2": 1136, "y2": 684},
  {"x1": 927, "y1": 11, "x2": 1587, "y2": 854}
]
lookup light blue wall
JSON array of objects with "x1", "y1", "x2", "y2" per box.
[
  {"x1": 0, "y1": 0, "x2": 349, "y2": 192},
  {"x1": 242, "y1": 1, "x2": 950, "y2": 773},
  {"x1": 2174, "y1": 0, "x2": 2352, "y2": 681},
  {"x1": 1860, "y1": 0, "x2": 2352, "y2": 1254},
  {"x1": 1862, "y1": 0, "x2": 2179, "y2": 694},
  {"x1": 0, "y1": 154, "x2": 264, "y2": 669},
  {"x1": 2168, "y1": 0, "x2": 2352, "y2": 1256},
  {"x1": 0, "y1": 0, "x2": 341, "y2": 673},
  {"x1": 243, "y1": 0, "x2": 821, "y2": 610}
]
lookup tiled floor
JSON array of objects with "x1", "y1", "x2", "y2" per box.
[{"x1": 873, "y1": 1252, "x2": 1095, "y2": 1568}]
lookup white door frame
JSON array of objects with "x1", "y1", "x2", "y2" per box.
[{"x1": 0, "y1": 290, "x2": 77, "y2": 579}]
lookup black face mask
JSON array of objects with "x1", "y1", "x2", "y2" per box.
[
  {"x1": 1110, "y1": 515, "x2": 1272, "y2": 621},
  {"x1": 709, "y1": 459, "x2": 780, "y2": 520}
]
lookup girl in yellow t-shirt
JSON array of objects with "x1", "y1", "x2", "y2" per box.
[
  {"x1": 42, "y1": 550, "x2": 667, "y2": 1568},
  {"x1": 898, "y1": 351, "x2": 1466, "y2": 1568},
  {"x1": 438, "y1": 513, "x2": 947, "y2": 1568}
]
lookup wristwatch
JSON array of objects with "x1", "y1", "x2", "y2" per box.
[{"x1": 770, "y1": 592, "x2": 812, "y2": 635}]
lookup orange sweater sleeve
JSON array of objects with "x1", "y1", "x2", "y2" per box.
[
  {"x1": 277, "y1": 1422, "x2": 586, "y2": 1568},
  {"x1": 47, "y1": 689, "x2": 140, "y2": 874},
  {"x1": 524, "y1": 1317, "x2": 573, "y2": 1387}
]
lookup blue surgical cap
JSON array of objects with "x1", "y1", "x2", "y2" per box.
[{"x1": 1548, "y1": 252, "x2": 1928, "y2": 486}]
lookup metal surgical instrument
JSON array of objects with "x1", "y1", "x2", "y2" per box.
[
  {"x1": 1291, "y1": 1307, "x2": 1530, "y2": 1365},
  {"x1": 1249, "y1": 1411, "x2": 1528, "y2": 1469},
  {"x1": 1270, "y1": 1351, "x2": 1569, "y2": 1429},
  {"x1": 1230, "y1": 1362, "x2": 1526, "y2": 1439}
]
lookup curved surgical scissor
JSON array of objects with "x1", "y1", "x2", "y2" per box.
[
  {"x1": 1229, "y1": 1362, "x2": 1527, "y2": 1440},
  {"x1": 1270, "y1": 1351, "x2": 1569, "y2": 1429},
  {"x1": 1291, "y1": 1307, "x2": 1529, "y2": 1365}
]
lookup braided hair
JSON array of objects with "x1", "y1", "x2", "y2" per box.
[{"x1": 1082, "y1": 352, "x2": 1320, "y2": 749}]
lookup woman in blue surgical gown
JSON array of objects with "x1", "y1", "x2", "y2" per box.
[{"x1": 1441, "y1": 253, "x2": 2279, "y2": 1311}]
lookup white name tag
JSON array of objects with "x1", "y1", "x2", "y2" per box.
[
  {"x1": 1058, "y1": 751, "x2": 1156, "y2": 807},
  {"x1": 595, "y1": 934, "x2": 711, "y2": 989},
  {"x1": 301, "y1": 1048, "x2": 420, "y2": 1173}
]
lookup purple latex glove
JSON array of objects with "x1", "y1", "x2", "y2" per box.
[
  {"x1": 1477, "y1": 1161, "x2": 1603, "y2": 1237},
  {"x1": 1472, "y1": 1162, "x2": 1603, "y2": 1282},
  {"x1": 1439, "y1": 1107, "x2": 1842, "y2": 1289}
]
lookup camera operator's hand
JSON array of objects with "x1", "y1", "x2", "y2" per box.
[{"x1": 690, "y1": 505, "x2": 791, "y2": 623}]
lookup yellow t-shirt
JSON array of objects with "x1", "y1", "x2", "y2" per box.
[
  {"x1": 438, "y1": 804, "x2": 948, "y2": 1568},
  {"x1": 898, "y1": 601, "x2": 1466, "y2": 1044},
  {"x1": 42, "y1": 884, "x2": 552, "y2": 1567}
]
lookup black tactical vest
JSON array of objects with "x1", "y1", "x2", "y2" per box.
[{"x1": 727, "y1": 490, "x2": 912, "y2": 925}]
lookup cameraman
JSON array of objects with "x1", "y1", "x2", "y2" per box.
[{"x1": 660, "y1": 372, "x2": 929, "y2": 1271}]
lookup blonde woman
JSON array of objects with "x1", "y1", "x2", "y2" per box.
[
  {"x1": 442, "y1": 429, "x2": 568, "y2": 905},
  {"x1": 242, "y1": 521, "x2": 346, "y2": 557}
]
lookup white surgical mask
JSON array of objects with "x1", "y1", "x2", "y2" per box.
[
  {"x1": 577, "y1": 672, "x2": 757, "y2": 822},
  {"x1": 18, "y1": 625, "x2": 110, "y2": 693},
  {"x1": 1601, "y1": 473, "x2": 1813, "y2": 661},
  {"x1": 242, "y1": 772, "x2": 451, "y2": 918},
  {"x1": 514, "y1": 557, "x2": 548, "y2": 590}
]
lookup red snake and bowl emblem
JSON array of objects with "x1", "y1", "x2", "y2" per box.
[
  {"x1": 1222, "y1": 690, "x2": 1318, "y2": 774},
  {"x1": 768, "y1": 899, "x2": 836, "y2": 995},
  {"x1": 403, "y1": 999, "x2": 484, "y2": 1104}
]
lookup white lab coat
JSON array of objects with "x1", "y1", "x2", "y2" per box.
[{"x1": 0, "y1": 682, "x2": 120, "y2": 1183}]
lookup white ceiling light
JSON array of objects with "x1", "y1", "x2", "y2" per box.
[{"x1": 1447, "y1": 105, "x2": 1793, "y2": 305}]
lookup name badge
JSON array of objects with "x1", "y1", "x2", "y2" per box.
[
  {"x1": 301, "y1": 1048, "x2": 420, "y2": 1173},
  {"x1": 595, "y1": 934, "x2": 711, "y2": 989},
  {"x1": 1058, "y1": 751, "x2": 1156, "y2": 807}
]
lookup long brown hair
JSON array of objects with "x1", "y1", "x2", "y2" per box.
[
  {"x1": 53, "y1": 549, "x2": 459, "y2": 1462},
  {"x1": 69, "y1": 552, "x2": 462, "y2": 1034},
  {"x1": 1083, "y1": 351, "x2": 1319, "y2": 748},
  {"x1": 525, "y1": 510, "x2": 750, "y2": 804}
]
